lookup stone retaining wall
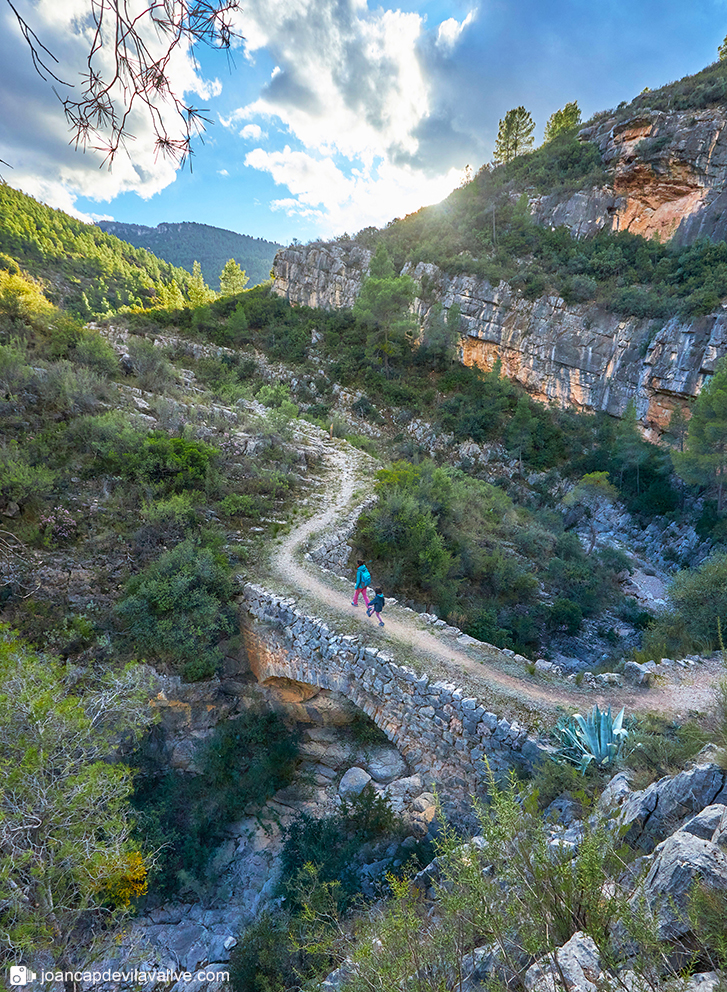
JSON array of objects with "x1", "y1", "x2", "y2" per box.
[
  {"x1": 242, "y1": 583, "x2": 551, "y2": 793},
  {"x1": 307, "y1": 497, "x2": 376, "y2": 576}
]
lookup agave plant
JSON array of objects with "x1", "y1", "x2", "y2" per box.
[{"x1": 555, "y1": 704, "x2": 628, "y2": 774}]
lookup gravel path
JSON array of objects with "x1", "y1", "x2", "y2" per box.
[{"x1": 264, "y1": 429, "x2": 724, "y2": 727}]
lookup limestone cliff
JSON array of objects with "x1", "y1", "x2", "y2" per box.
[
  {"x1": 272, "y1": 108, "x2": 727, "y2": 429},
  {"x1": 273, "y1": 242, "x2": 727, "y2": 434},
  {"x1": 533, "y1": 108, "x2": 727, "y2": 243}
]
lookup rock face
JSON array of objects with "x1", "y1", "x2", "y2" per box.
[
  {"x1": 272, "y1": 110, "x2": 727, "y2": 431},
  {"x1": 601, "y1": 761, "x2": 727, "y2": 852},
  {"x1": 533, "y1": 109, "x2": 727, "y2": 245},
  {"x1": 272, "y1": 242, "x2": 727, "y2": 434}
]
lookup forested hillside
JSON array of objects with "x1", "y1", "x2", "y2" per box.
[
  {"x1": 346, "y1": 58, "x2": 727, "y2": 323},
  {"x1": 97, "y1": 220, "x2": 281, "y2": 288},
  {"x1": 0, "y1": 184, "x2": 193, "y2": 315}
]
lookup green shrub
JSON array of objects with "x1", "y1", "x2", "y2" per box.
[
  {"x1": 621, "y1": 715, "x2": 710, "y2": 782},
  {"x1": 666, "y1": 552, "x2": 727, "y2": 647},
  {"x1": 217, "y1": 493, "x2": 258, "y2": 518},
  {"x1": 548, "y1": 597, "x2": 584, "y2": 634},
  {"x1": 114, "y1": 432, "x2": 218, "y2": 492},
  {"x1": 115, "y1": 537, "x2": 235, "y2": 680},
  {"x1": 141, "y1": 492, "x2": 200, "y2": 528},
  {"x1": 132, "y1": 710, "x2": 298, "y2": 900},
  {"x1": 0, "y1": 441, "x2": 57, "y2": 507},
  {"x1": 229, "y1": 910, "x2": 308, "y2": 992},
  {"x1": 126, "y1": 337, "x2": 174, "y2": 391},
  {"x1": 71, "y1": 330, "x2": 119, "y2": 377},
  {"x1": 279, "y1": 788, "x2": 398, "y2": 910}
]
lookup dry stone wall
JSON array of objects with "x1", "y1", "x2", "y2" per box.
[{"x1": 242, "y1": 583, "x2": 550, "y2": 793}]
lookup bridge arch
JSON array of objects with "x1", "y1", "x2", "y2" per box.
[{"x1": 242, "y1": 583, "x2": 544, "y2": 791}]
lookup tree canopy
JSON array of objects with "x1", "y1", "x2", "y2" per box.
[
  {"x1": 0, "y1": 627, "x2": 155, "y2": 977},
  {"x1": 674, "y1": 357, "x2": 727, "y2": 512},
  {"x1": 493, "y1": 106, "x2": 536, "y2": 164},
  {"x1": 352, "y1": 245, "x2": 418, "y2": 368},
  {"x1": 544, "y1": 101, "x2": 582, "y2": 142}
]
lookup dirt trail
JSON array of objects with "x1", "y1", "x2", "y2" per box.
[{"x1": 266, "y1": 431, "x2": 723, "y2": 725}]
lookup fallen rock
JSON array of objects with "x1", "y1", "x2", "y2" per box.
[
  {"x1": 623, "y1": 661, "x2": 653, "y2": 687},
  {"x1": 339, "y1": 766, "x2": 372, "y2": 798},
  {"x1": 609, "y1": 763, "x2": 727, "y2": 852},
  {"x1": 524, "y1": 932, "x2": 603, "y2": 992},
  {"x1": 365, "y1": 747, "x2": 408, "y2": 783},
  {"x1": 633, "y1": 826, "x2": 727, "y2": 940}
]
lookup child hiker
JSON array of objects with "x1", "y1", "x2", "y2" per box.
[
  {"x1": 367, "y1": 588, "x2": 385, "y2": 626},
  {"x1": 351, "y1": 559, "x2": 371, "y2": 608}
]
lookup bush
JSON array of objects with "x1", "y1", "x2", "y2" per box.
[
  {"x1": 115, "y1": 537, "x2": 235, "y2": 680},
  {"x1": 126, "y1": 337, "x2": 174, "y2": 391},
  {"x1": 0, "y1": 441, "x2": 57, "y2": 507},
  {"x1": 115, "y1": 432, "x2": 218, "y2": 492},
  {"x1": 279, "y1": 789, "x2": 398, "y2": 910},
  {"x1": 132, "y1": 710, "x2": 299, "y2": 900},
  {"x1": 667, "y1": 552, "x2": 727, "y2": 647},
  {"x1": 71, "y1": 330, "x2": 119, "y2": 377},
  {"x1": 548, "y1": 597, "x2": 583, "y2": 634}
]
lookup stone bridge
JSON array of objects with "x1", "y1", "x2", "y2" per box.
[{"x1": 242, "y1": 583, "x2": 549, "y2": 792}]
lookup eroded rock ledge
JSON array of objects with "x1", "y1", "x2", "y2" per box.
[{"x1": 273, "y1": 242, "x2": 727, "y2": 433}]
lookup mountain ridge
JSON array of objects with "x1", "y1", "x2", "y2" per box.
[{"x1": 97, "y1": 219, "x2": 282, "y2": 289}]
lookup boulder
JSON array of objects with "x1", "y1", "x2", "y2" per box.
[
  {"x1": 632, "y1": 827, "x2": 727, "y2": 940},
  {"x1": 681, "y1": 804, "x2": 727, "y2": 842},
  {"x1": 365, "y1": 747, "x2": 408, "y2": 783},
  {"x1": 610, "y1": 763, "x2": 727, "y2": 852},
  {"x1": 339, "y1": 766, "x2": 372, "y2": 798},
  {"x1": 623, "y1": 661, "x2": 653, "y2": 687},
  {"x1": 524, "y1": 932, "x2": 603, "y2": 992}
]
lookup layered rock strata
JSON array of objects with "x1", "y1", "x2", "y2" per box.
[
  {"x1": 273, "y1": 243, "x2": 727, "y2": 432},
  {"x1": 534, "y1": 108, "x2": 727, "y2": 244}
]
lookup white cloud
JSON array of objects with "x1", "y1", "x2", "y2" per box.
[
  {"x1": 218, "y1": 168, "x2": 230, "y2": 176},
  {"x1": 436, "y1": 10, "x2": 477, "y2": 51},
  {"x1": 246, "y1": 145, "x2": 461, "y2": 235},
  {"x1": 222, "y1": 0, "x2": 473, "y2": 231},
  {"x1": 0, "y1": 0, "x2": 223, "y2": 211},
  {"x1": 240, "y1": 123, "x2": 264, "y2": 140}
]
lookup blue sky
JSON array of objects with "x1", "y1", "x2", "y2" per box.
[{"x1": 0, "y1": 0, "x2": 726, "y2": 246}]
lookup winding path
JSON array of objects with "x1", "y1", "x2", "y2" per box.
[{"x1": 264, "y1": 427, "x2": 722, "y2": 726}]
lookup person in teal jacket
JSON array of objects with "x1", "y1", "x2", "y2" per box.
[
  {"x1": 366, "y1": 588, "x2": 385, "y2": 626},
  {"x1": 351, "y1": 559, "x2": 370, "y2": 607}
]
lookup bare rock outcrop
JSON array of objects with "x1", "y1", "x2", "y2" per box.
[{"x1": 272, "y1": 242, "x2": 727, "y2": 433}]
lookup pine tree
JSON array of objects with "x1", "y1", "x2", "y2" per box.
[
  {"x1": 665, "y1": 404, "x2": 689, "y2": 452},
  {"x1": 219, "y1": 258, "x2": 249, "y2": 297},
  {"x1": 493, "y1": 106, "x2": 535, "y2": 164},
  {"x1": 353, "y1": 245, "x2": 418, "y2": 369},
  {"x1": 507, "y1": 395, "x2": 535, "y2": 477},
  {"x1": 543, "y1": 101, "x2": 582, "y2": 142},
  {"x1": 187, "y1": 260, "x2": 217, "y2": 307},
  {"x1": 719, "y1": 34, "x2": 727, "y2": 61},
  {"x1": 674, "y1": 358, "x2": 727, "y2": 513}
]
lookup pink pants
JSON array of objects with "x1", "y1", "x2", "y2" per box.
[{"x1": 353, "y1": 586, "x2": 370, "y2": 606}]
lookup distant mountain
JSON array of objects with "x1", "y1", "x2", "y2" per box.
[{"x1": 96, "y1": 220, "x2": 282, "y2": 288}]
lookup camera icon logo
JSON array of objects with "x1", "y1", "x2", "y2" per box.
[{"x1": 10, "y1": 966, "x2": 37, "y2": 985}]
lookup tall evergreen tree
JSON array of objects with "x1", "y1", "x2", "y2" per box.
[
  {"x1": 353, "y1": 245, "x2": 418, "y2": 369},
  {"x1": 674, "y1": 358, "x2": 727, "y2": 512},
  {"x1": 543, "y1": 101, "x2": 582, "y2": 142},
  {"x1": 187, "y1": 260, "x2": 217, "y2": 307},
  {"x1": 219, "y1": 258, "x2": 249, "y2": 297},
  {"x1": 493, "y1": 107, "x2": 535, "y2": 164}
]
